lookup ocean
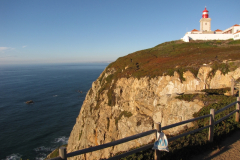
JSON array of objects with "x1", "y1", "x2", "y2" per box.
[{"x1": 0, "y1": 63, "x2": 108, "y2": 160}]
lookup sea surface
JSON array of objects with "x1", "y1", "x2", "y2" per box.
[{"x1": 0, "y1": 63, "x2": 108, "y2": 160}]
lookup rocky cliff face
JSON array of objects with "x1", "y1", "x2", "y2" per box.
[{"x1": 66, "y1": 63, "x2": 240, "y2": 160}]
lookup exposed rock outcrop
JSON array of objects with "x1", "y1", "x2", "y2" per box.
[
  {"x1": 67, "y1": 65, "x2": 240, "y2": 160},
  {"x1": 25, "y1": 100, "x2": 34, "y2": 104}
]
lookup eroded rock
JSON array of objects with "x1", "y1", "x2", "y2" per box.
[{"x1": 67, "y1": 66, "x2": 240, "y2": 160}]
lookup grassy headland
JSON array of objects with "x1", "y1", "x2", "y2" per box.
[
  {"x1": 98, "y1": 39, "x2": 240, "y2": 107},
  {"x1": 107, "y1": 39, "x2": 240, "y2": 79}
]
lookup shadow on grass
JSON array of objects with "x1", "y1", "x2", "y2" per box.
[
  {"x1": 159, "y1": 128, "x2": 240, "y2": 160},
  {"x1": 191, "y1": 129, "x2": 240, "y2": 160}
]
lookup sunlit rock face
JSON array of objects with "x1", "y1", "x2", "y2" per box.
[{"x1": 67, "y1": 65, "x2": 240, "y2": 160}]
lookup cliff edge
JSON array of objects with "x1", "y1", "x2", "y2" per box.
[{"x1": 67, "y1": 40, "x2": 240, "y2": 160}]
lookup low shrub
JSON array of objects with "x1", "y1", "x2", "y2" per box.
[
  {"x1": 228, "y1": 39, "x2": 240, "y2": 44},
  {"x1": 176, "y1": 94, "x2": 197, "y2": 101},
  {"x1": 208, "y1": 62, "x2": 230, "y2": 78},
  {"x1": 115, "y1": 111, "x2": 133, "y2": 129},
  {"x1": 202, "y1": 88, "x2": 230, "y2": 95}
]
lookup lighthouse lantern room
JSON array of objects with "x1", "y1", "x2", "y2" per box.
[{"x1": 202, "y1": 7, "x2": 209, "y2": 18}]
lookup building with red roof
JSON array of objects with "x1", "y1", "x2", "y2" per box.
[
  {"x1": 191, "y1": 29, "x2": 201, "y2": 34},
  {"x1": 214, "y1": 29, "x2": 223, "y2": 34},
  {"x1": 222, "y1": 24, "x2": 240, "y2": 34},
  {"x1": 182, "y1": 7, "x2": 240, "y2": 42},
  {"x1": 234, "y1": 30, "x2": 240, "y2": 40}
]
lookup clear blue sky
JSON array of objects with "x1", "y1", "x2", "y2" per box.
[{"x1": 1, "y1": 0, "x2": 239, "y2": 65}]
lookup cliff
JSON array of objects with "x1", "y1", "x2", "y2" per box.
[{"x1": 67, "y1": 40, "x2": 240, "y2": 160}]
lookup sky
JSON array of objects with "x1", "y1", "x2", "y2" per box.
[{"x1": 0, "y1": 0, "x2": 240, "y2": 65}]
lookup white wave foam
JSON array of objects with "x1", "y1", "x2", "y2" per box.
[
  {"x1": 34, "y1": 146, "x2": 54, "y2": 152},
  {"x1": 34, "y1": 147, "x2": 54, "y2": 160},
  {"x1": 3, "y1": 153, "x2": 22, "y2": 160},
  {"x1": 53, "y1": 95, "x2": 58, "y2": 97},
  {"x1": 54, "y1": 136, "x2": 68, "y2": 144},
  {"x1": 35, "y1": 153, "x2": 47, "y2": 160},
  {"x1": 33, "y1": 137, "x2": 68, "y2": 160}
]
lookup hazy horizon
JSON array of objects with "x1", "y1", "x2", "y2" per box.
[{"x1": 1, "y1": 0, "x2": 239, "y2": 65}]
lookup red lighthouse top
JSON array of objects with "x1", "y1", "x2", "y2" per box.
[{"x1": 202, "y1": 7, "x2": 209, "y2": 18}]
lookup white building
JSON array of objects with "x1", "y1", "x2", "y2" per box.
[
  {"x1": 182, "y1": 7, "x2": 240, "y2": 42},
  {"x1": 234, "y1": 31, "x2": 240, "y2": 40}
]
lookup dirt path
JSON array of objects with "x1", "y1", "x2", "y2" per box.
[{"x1": 191, "y1": 130, "x2": 240, "y2": 160}]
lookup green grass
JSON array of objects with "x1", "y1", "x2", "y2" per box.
[
  {"x1": 202, "y1": 88, "x2": 230, "y2": 95},
  {"x1": 176, "y1": 94, "x2": 198, "y2": 101},
  {"x1": 228, "y1": 39, "x2": 240, "y2": 44},
  {"x1": 108, "y1": 40, "x2": 240, "y2": 79},
  {"x1": 208, "y1": 62, "x2": 230, "y2": 78}
]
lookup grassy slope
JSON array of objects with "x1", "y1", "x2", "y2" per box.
[
  {"x1": 99, "y1": 39, "x2": 240, "y2": 107},
  {"x1": 107, "y1": 39, "x2": 240, "y2": 79}
]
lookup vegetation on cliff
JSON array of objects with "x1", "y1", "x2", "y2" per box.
[
  {"x1": 47, "y1": 40, "x2": 240, "y2": 159},
  {"x1": 97, "y1": 39, "x2": 240, "y2": 107},
  {"x1": 107, "y1": 39, "x2": 240, "y2": 79}
]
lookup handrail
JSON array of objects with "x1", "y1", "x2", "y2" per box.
[
  {"x1": 162, "y1": 114, "x2": 211, "y2": 130},
  {"x1": 168, "y1": 125, "x2": 211, "y2": 142},
  {"x1": 215, "y1": 110, "x2": 238, "y2": 124},
  {"x1": 50, "y1": 97, "x2": 240, "y2": 160},
  {"x1": 215, "y1": 101, "x2": 238, "y2": 114},
  {"x1": 67, "y1": 129, "x2": 156, "y2": 158}
]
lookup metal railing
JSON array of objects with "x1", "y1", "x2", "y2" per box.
[{"x1": 49, "y1": 96, "x2": 240, "y2": 160}]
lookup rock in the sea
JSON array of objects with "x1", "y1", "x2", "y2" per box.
[{"x1": 25, "y1": 100, "x2": 34, "y2": 104}]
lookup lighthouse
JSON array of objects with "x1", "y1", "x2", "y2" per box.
[
  {"x1": 199, "y1": 7, "x2": 212, "y2": 33},
  {"x1": 181, "y1": 7, "x2": 240, "y2": 42}
]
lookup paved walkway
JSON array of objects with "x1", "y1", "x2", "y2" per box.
[{"x1": 191, "y1": 130, "x2": 240, "y2": 160}]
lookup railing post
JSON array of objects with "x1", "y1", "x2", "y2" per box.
[
  {"x1": 208, "y1": 109, "x2": 215, "y2": 142},
  {"x1": 236, "y1": 97, "x2": 240, "y2": 122},
  {"x1": 154, "y1": 122, "x2": 161, "y2": 160},
  {"x1": 231, "y1": 79, "x2": 234, "y2": 96},
  {"x1": 59, "y1": 147, "x2": 67, "y2": 160},
  {"x1": 239, "y1": 85, "x2": 240, "y2": 97}
]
